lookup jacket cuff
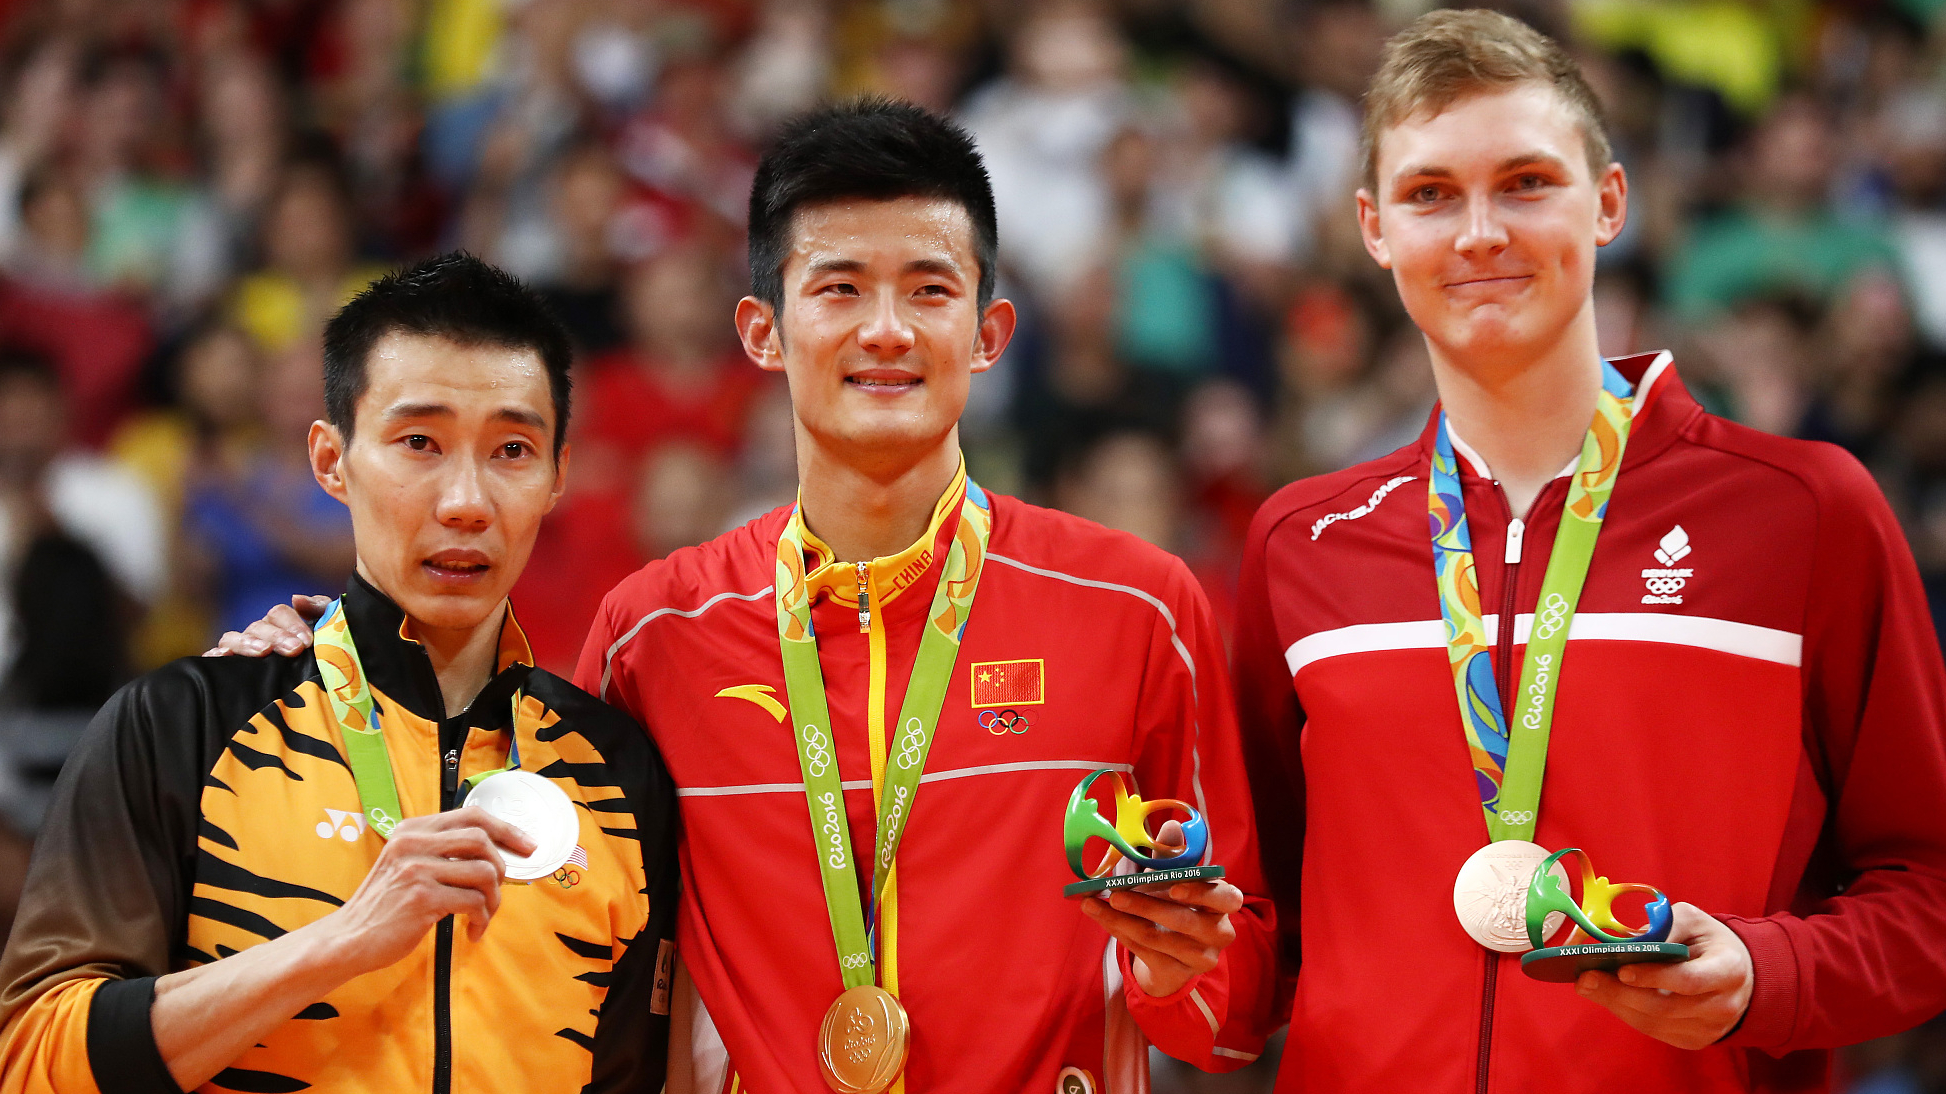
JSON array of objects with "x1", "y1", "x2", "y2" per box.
[
  {"x1": 1117, "y1": 942, "x2": 1208, "y2": 1009},
  {"x1": 1717, "y1": 915, "x2": 1799, "y2": 1051},
  {"x1": 87, "y1": 977, "x2": 181, "y2": 1094}
]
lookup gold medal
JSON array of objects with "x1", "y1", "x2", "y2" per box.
[{"x1": 817, "y1": 985, "x2": 910, "y2": 1094}]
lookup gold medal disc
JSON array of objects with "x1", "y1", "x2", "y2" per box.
[{"x1": 817, "y1": 985, "x2": 910, "y2": 1094}]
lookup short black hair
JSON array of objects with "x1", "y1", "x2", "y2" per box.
[
  {"x1": 748, "y1": 97, "x2": 999, "y2": 314},
  {"x1": 322, "y1": 252, "x2": 573, "y2": 455}
]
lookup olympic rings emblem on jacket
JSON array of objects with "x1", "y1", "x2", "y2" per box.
[{"x1": 980, "y1": 708, "x2": 1030, "y2": 735}]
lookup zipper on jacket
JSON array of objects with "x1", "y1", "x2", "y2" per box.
[
  {"x1": 434, "y1": 743, "x2": 461, "y2": 1094},
  {"x1": 1477, "y1": 486, "x2": 1526, "y2": 1094},
  {"x1": 856, "y1": 561, "x2": 872, "y2": 632}
]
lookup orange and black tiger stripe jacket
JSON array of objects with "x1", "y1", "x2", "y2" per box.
[{"x1": 0, "y1": 576, "x2": 678, "y2": 1094}]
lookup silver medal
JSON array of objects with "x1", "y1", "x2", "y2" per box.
[
  {"x1": 467, "y1": 770, "x2": 579, "y2": 881},
  {"x1": 1452, "y1": 840, "x2": 1568, "y2": 953}
]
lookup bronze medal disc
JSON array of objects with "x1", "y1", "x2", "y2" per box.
[{"x1": 817, "y1": 985, "x2": 910, "y2": 1094}]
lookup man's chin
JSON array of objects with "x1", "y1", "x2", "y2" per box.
[{"x1": 393, "y1": 585, "x2": 509, "y2": 637}]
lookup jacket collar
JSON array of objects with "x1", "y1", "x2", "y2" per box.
[
  {"x1": 1419, "y1": 350, "x2": 1697, "y2": 481},
  {"x1": 340, "y1": 573, "x2": 534, "y2": 724},
  {"x1": 792, "y1": 459, "x2": 967, "y2": 610}
]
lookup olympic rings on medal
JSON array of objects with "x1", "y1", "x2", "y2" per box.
[
  {"x1": 1534, "y1": 593, "x2": 1572, "y2": 640},
  {"x1": 1062, "y1": 769, "x2": 1209, "y2": 880},
  {"x1": 1525, "y1": 847, "x2": 1675, "y2": 950},
  {"x1": 894, "y1": 717, "x2": 928, "y2": 770},
  {"x1": 1497, "y1": 809, "x2": 1535, "y2": 826},
  {"x1": 979, "y1": 708, "x2": 1030, "y2": 735},
  {"x1": 801, "y1": 724, "x2": 834, "y2": 778}
]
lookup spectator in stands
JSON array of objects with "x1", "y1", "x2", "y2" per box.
[
  {"x1": 578, "y1": 246, "x2": 766, "y2": 479},
  {"x1": 182, "y1": 337, "x2": 352, "y2": 638},
  {"x1": 111, "y1": 322, "x2": 266, "y2": 665},
  {"x1": 1666, "y1": 94, "x2": 1903, "y2": 323},
  {"x1": 0, "y1": 351, "x2": 129, "y2": 710},
  {"x1": 229, "y1": 156, "x2": 385, "y2": 355}
]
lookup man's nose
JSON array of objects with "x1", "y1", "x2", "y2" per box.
[
  {"x1": 858, "y1": 290, "x2": 917, "y2": 356},
  {"x1": 1455, "y1": 194, "x2": 1510, "y2": 257},
  {"x1": 435, "y1": 457, "x2": 493, "y2": 528}
]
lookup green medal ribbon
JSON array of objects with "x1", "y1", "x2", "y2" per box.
[
  {"x1": 1430, "y1": 362, "x2": 1635, "y2": 843},
  {"x1": 314, "y1": 598, "x2": 532, "y2": 837},
  {"x1": 775, "y1": 477, "x2": 992, "y2": 989}
]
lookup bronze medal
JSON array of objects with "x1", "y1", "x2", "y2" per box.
[{"x1": 817, "y1": 985, "x2": 910, "y2": 1094}]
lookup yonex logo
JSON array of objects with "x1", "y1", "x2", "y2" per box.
[
  {"x1": 1642, "y1": 525, "x2": 1693, "y2": 605},
  {"x1": 1309, "y1": 476, "x2": 1417, "y2": 540},
  {"x1": 315, "y1": 809, "x2": 367, "y2": 842}
]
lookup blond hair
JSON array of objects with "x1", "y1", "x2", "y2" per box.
[{"x1": 1361, "y1": 9, "x2": 1612, "y2": 192}]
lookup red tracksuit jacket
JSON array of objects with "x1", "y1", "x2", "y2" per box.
[
  {"x1": 1233, "y1": 351, "x2": 1946, "y2": 1093},
  {"x1": 577, "y1": 471, "x2": 1281, "y2": 1093}
]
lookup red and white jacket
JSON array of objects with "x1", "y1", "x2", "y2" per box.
[
  {"x1": 1233, "y1": 351, "x2": 1946, "y2": 1093},
  {"x1": 578, "y1": 480, "x2": 1280, "y2": 1094}
]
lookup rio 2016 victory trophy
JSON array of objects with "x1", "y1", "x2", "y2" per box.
[{"x1": 1062, "y1": 769, "x2": 1225, "y2": 897}]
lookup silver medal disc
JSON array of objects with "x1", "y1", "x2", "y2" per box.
[
  {"x1": 1452, "y1": 840, "x2": 1569, "y2": 953},
  {"x1": 467, "y1": 770, "x2": 579, "y2": 881}
]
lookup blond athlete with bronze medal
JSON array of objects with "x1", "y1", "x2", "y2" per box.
[{"x1": 1231, "y1": 11, "x2": 1946, "y2": 1094}]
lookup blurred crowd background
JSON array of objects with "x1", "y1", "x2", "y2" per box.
[{"x1": 0, "y1": 0, "x2": 1940, "y2": 1087}]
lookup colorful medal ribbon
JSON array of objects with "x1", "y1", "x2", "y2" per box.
[
  {"x1": 1430, "y1": 362, "x2": 1634, "y2": 844},
  {"x1": 776, "y1": 473, "x2": 991, "y2": 991},
  {"x1": 315, "y1": 598, "x2": 534, "y2": 838}
]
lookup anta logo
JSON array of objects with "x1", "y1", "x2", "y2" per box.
[
  {"x1": 1310, "y1": 476, "x2": 1416, "y2": 541},
  {"x1": 1641, "y1": 525, "x2": 1693, "y2": 605},
  {"x1": 315, "y1": 809, "x2": 367, "y2": 842},
  {"x1": 716, "y1": 684, "x2": 787, "y2": 723}
]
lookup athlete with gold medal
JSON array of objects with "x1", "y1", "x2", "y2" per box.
[
  {"x1": 214, "y1": 101, "x2": 1284, "y2": 1091},
  {"x1": 773, "y1": 468, "x2": 990, "y2": 1092}
]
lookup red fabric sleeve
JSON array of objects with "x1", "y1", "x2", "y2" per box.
[
  {"x1": 1720, "y1": 448, "x2": 1946, "y2": 1052},
  {"x1": 1120, "y1": 555, "x2": 1283, "y2": 1071},
  {"x1": 573, "y1": 585, "x2": 622, "y2": 702},
  {"x1": 1232, "y1": 505, "x2": 1307, "y2": 978}
]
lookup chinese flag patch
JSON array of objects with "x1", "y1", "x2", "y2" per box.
[{"x1": 971, "y1": 659, "x2": 1045, "y2": 707}]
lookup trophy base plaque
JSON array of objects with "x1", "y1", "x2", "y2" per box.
[
  {"x1": 1064, "y1": 865, "x2": 1225, "y2": 899},
  {"x1": 1520, "y1": 940, "x2": 1689, "y2": 983}
]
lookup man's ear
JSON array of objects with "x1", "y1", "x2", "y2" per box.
[
  {"x1": 309, "y1": 420, "x2": 349, "y2": 503},
  {"x1": 970, "y1": 298, "x2": 1017, "y2": 374},
  {"x1": 1356, "y1": 189, "x2": 1392, "y2": 270},
  {"x1": 1594, "y1": 161, "x2": 1628, "y2": 247},
  {"x1": 737, "y1": 296, "x2": 784, "y2": 372},
  {"x1": 547, "y1": 442, "x2": 571, "y2": 514}
]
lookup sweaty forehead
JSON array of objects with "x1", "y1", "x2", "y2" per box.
[
  {"x1": 361, "y1": 332, "x2": 554, "y2": 422},
  {"x1": 784, "y1": 197, "x2": 977, "y2": 276}
]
